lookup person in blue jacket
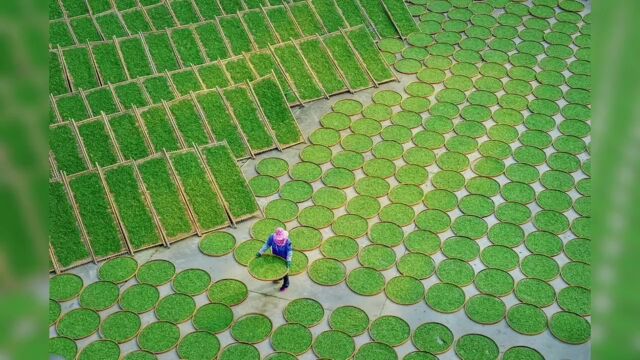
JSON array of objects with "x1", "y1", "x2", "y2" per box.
[{"x1": 256, "y1": 227, "x2": 293, "y2": 292}]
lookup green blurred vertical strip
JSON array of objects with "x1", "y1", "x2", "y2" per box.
[
  {"x1": 195, "y1": 91, "x2": 249, "y2": 159},
  {"x1": 49, "y1": 182, "x2": 90, "y2": 267},
  {"x1": 223, "y1": 86, "x2": 275, "y2": 151},
  {"x1": 171, "y1": 152, "x2": 229, "y2": 230},
  {"x1": 137, "y1": 157, "x2": 194, "y2": 238},
  {"x1": 201, "y1": 144, "x2": 259, "y2": 219},
  {"x1": 594, "y1": 1, "x2": 639, "y2": 359},
  {"x1": 69, "y1": 173, "x2": 125, "y2": 258},
  {"x1": 49, "y1": 125, "x2": 87, "y2": 175},
  {"x1": 105, "y1": 165, "x2": 162, "y2": 250},
  {"x1": 252, "y1": 77, "x2": 303, "y2": 146}
]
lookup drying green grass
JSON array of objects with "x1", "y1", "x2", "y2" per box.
[
  {"x1": 49, "y1": 125, "x2": 87, "y2": 175},
  {"x1": 109, "y1": 114, "x2": 150, "y2": 160},
  {"x1": 144, "y1": 76, "x2": 175, "y2": 104},
  {"x1": 63, "y1": 47, "x2": 99, "y2": 91},
  {"x1": 308, "y1": 258, "x2": 346, "y2": 286},
  {"x1": 289, "y1": 2, "x2": 324, "y2": 36},
  {"x1": 171, "y1": 0, "x2": 199, "y2": 24},
  {"x1": 50, "y1": 273, "x2": 83, "y2": 302},
  {"x1": 354, "y1": 342, "x2": 397, "y2": 360},
  {"x1": 98, "y1": 256, "x2": 138, "y2": 283},
  {"x1": 79, "y1": 280, "x2": 119, "y2": 310},
  {"x1": 359, "y1": 0, "x2": 399, "y2": 38},
  {"x1": 197, "y1": 63, "x2": 230, "y2": 89},
  {"x1": 347, "y1": 28, "x2": 394, "y2": 83},
  {"x1": 101, "y1": 311, "x2": 141, "y2": 343},
  {"x1": 171, "y1": 70, "x2": 203, "y2": 95},
  {"x1": 195, "y1": 91, "x2": 248, "y2": 158},
  {"x1": 70, "y1": 16, "x2": 101, "y2": 43},
  {"x1": 436, "y1": 259, "x2": 474, "y2": 286},
  {"x1": 177, "y1": 331, "x2": 221, "y2": 360},
  {"x1": 266, "y1": 7, "x2": 301, "y2": 41},
  {"x1": 207, "y1": 278, "x2": 248, "y2": 306},
  {"x1": 69, "y1": 173, "x2": 125, "y2": 258},
  {"x1": 329, "y1": 306, "x2": 369, "y2": 336},
  {"x1": 193, "y1": 303, "x2": 234, "y2": 333},
  {"x1": 225, "y1": 58, "x2": 257, "y2": 84},
  {"x1": 140, "y1": 107, "x2": 180, "y2": 151},
  {"x1": 223, "y1": 86, "x2": 275, "y2": 151},
  {"x1": 195, "y1": 23, "x2": 229, "y2": 61},
  {"x1": 506, "y1": 304, "x2": 548, "y2": 335},
  {"x1": 311, "y1": 0, "x2": 346, "y2": 32},
  {"x1": 455, "y1": 334, "x2": 499, "y2": 360},
  {"x1": 77, "y1": 120, "x2": 118, "y2": 166},
  {"x1": 49, "y1": 52, "x2": 69, "y2": 95},
  {"x1": 252, "y1": 77, "x2": 304, "y2": 146},
  {"x1": 235, "y1": 240, "x2": 263, "y2": 265},
  {"x1": 219, "y1": 0, "x2": 243, "y2": 13},
  {"x1": 465, "y1": 294, "x2": 506, "y2": 325},
  {"x1": 231, "y1": 314, "x2": 272, "y2": 343},
  {"x1": 49, "y1": 337, "x2": 77, "y2": 359},
  {"x1": 56, "y1": 95, "x2": 89, "y2": 121},
  {"x1": 218, "y1": 343, "x2": 260, "y2": 360},
  {"x1": 201, "y1": 144, "x2": 259, "y2": 219},
  {"x1": 171, "y1": 152, "x2": 229, "y2": 230},
  {"x1": 251, "y1": 218, "x2": 284, "y2": 240},
  {"x1": 396, "y1": 252, "x2": 435, "y2": 279},
  {"x1": 145, "y1": 33, "x2": 180, "y2": 72},
  {"x1": 271, "y1": 323, "x2": 313, "y2": 355},
  {"x1": 503, "y1": 347, "x2": 544, "y2": 360},
  {"x1": 313, "y1": 330, "x2": 355, "y2": 360},
  {"x1": 346, "y1": 266, "x2": 385, "y2": 296},
  {"x1": 336, "y1": 0, "x2": 367, "y2": 26},
  {"x1": 413, "y1": 322, "x2": 453, "y2": 354},
  {"x1": 549, "y1": 312, "x2": 591, "y2": 344},
  {"x1": 77, "y1": 340, "x2": 120, "y2": 360},
  {"x1": 49, "y1": 182, "x2": 90, "y2": 267},
  {"x1": 219, "y1": 16, "x2": 254, "y2": 55},
  {"x1": 122, "y1": 11, "x2": 152, "y2": 34},
  {"x1": 289, "y1": 226, "x2": 323, "y2": 250},
  {"x1": 369, "y1": 315, "x2": 410, "y2": 346},
  {"x1": 248, "y1": 52, "x2": 297, "y2": 104},
  {"x1": 425, "y1": 282, "x2": 465, "y2": 314},
  {"x1": 332, "y1": 214, "x2": 368, "y2": 238},
  {"x1": 199, "y1": 231, "x2": 236, "y2": 256},
  {"x1": 86, "y1": 88, "x2": 118, "y2": 116},
  {"x1": 249, "y1": 255, "x2": 288, "y2": 281},
  {"x1": 57, "y1": 308, "x2": 100, "y2": 339},
  {"x1": 155, "y1": 293, "x2": 196, "y2": 323},
  {"x1": 49, "y1": 299, "x2": 61, "y2": 326},
  {"x1": 369, "y1": 221, "x2": 404, "y2": 247},
  {"x1": 147, "y1": 5, "x2": 177, "y2": 29},
  {"x1": 273, "y1": 44, "x2": 324, "y2": 100},
  {"x1": 95, "y1": 13, "x2": 128, "y2": 39},
  {"x1": 138, "y1": 158, "x2": 194, "y2": 238},
  {"x1": 138, "y1": 321, "x2": 181, "y2": 354},
  {"x1": 173, "y1": 268, "x2": 211, "y2": 295},
  {"x1": 243, "y1": 11, "x2": 277, "y2": 49},
  {"x1": 114, "y1": 83, "x2": 148, "y2": 109},
  {"x1": 299, "y1": 38, "x2": 347, "y2": 95},
  {"x1": 358, "y1": 244, "x2": 396, "y2": 271},
  {"x1": 324, "y1": 34, "x2": 372, "y2": 90},
  {"x1": 119, "y1": 38, "x2": 153, "y2": 78},
  {"x1": 119, "y1": 283, "x2": 159, "y2": 314},
  {"x1": 49, "y1": 20, "x2": 74, "y2": 47},
  {"x1": 382, "y1": 0, "x2": 418, "y2": 36},
  {"x1": 385, "y1": 276, "x2": 425, "y2": 305}
]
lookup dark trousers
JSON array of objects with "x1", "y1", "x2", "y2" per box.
[{"x1": 281, "y1": 275, "x2": 289, "y2": 288}]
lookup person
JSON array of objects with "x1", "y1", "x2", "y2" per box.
[{"x1": 256, "y1": 227, "x2": 292, "y2": 292}]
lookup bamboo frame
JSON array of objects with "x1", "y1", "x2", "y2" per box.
[
  {"x1": 162, "y1": 149, "x2": 203, "y2": 236},
  {"x1": 132, "y1": 161, "x2": 170, "y2": 247},
  {"x1": 100, "y1": 160, "x2": 167, "y2": 251},
  {"x1": 134, "y1": 152, "x2": 197, "y2": 243},
  {"x1": 96, "y1": 164, "x2": 135, "y2": 255},
  {"x1": 60, "y1": 172, "x2": 97, "y2": 264},
  {"x1": 65, "y1": 169, "x2": 130, "y2": 261}
]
